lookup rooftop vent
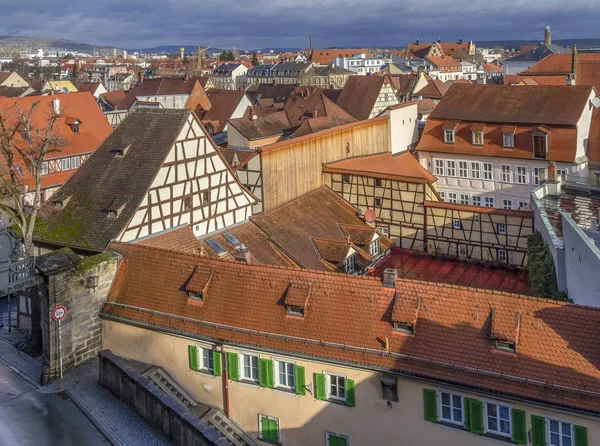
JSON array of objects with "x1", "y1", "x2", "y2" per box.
[
  {"x1": 382, "y1": 268, "x2": 397, "y2": 288},
  {"x1": 111, "y1": 144, "x2": 132, "y2": 158}
]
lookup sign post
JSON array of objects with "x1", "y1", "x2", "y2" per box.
[{"x1": 52, "y1": 305, "x2": 67, "y2": 379}]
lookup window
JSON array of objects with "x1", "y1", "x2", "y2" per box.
[
  {"x1": 438, "y1": 191, "x2": 446, "y2": 201},
  {"x1": 497, "y1": 249, "x2": 508, "y2": 263},
  {"x1": 344, "y1": 254, "x2": 355, "y2": 273},
  {"x1": 439, "y1": 391, "x2": 464, "y2": 425},
  {"x1": 434, "y1": 159, "x2": 444, "y2": 176},
  {"x1": 472, "y1": 131, "x2": 483, "y2": 146},
  {"x1": 500, "y1": 165, "x2": 512, "y2": 183},
  {"x1": 533, "y1": 167, "x2": 544, "y2": 185},
  {"x1": 485, "y1": 402, "x2": 511, "y2": 437},
  {"x1": 497, "y1": 223, "x2": 507, "y2": 235},
  {"x1": 494, "y1": 340, "x2": 516, "y2": 353},
  {"x1": 287, "y1": 305, "x2": 304, "y2": 317},
  {"x1": 259, "y1": 415, "x2": 280, "y2": 444},
  {"x1": 483, "y1": 162, "x2": 493, "y2": 180},
  {"x1": 471, "y1": 196, "x2": 482, "y2": 206},
  {"x1": 202, "y1": 190, "x2": 210, "y2": 204},
  {"x1": 275, "y1": 360, "x2": 296, "y2": 390},
  {"x1": 458, "y1": 244, "x2": 467, "y2": 258},
  {"x1": 393, "y1": 322, "x2": 414, "y2": 334},
  {"x1": 452, "y1": 218, "x2": 462, "y2": 230},
  {"x1": 184, "y1": 196, "x2": 192, "y2": 211},
  {"x1": 377, "y1": 226, "x2": 389, "y2": 237},
  {"x1": 374, "y1": 197, "x2": 382, "y2": 208},
  {"x1": 239, "y1": 353, "x2": 259, "y2": 382},
  {"x1": 369, "y1": 239, "x2": 380, "y2": 256},
  {"x1": 72, "y1": 122, "x2": 79, "y2": 134},
  {"x1": 60, "y1": 158, "x2": 70, "y2": 171},
  {"x1": 200, "y1": 347, "x2": 214, "y2": 372},
  {"x1": 326, "y1": 432, "x2": 348, "y2": 446},
  {"x1": 375, "y1": 178, "x2": 382, "y2": 187},
  {"x1": 459, "y1": 193, "x2": 469, "y2": 205},
  {"x1": 533, "y1": 134, "x2": 547, "y2": 159},
  {"x1": 41, "y1": 162, "x2": 48, "y2": 175},
  {"x1": 328, "y1": 374, "x2": 346, "y2": 401},
  {"x1": 70, "y1": 156, "x2": 80, "y2": 169},
  {"x1": 516, "y1": 166, "x2": 527, "y2": 184},
  {"x1": 458, "y1": 161, "x2": 468, "y2": 178},
  {"x1": 446, "y1": 160, "x2": 456, "y2": 177},
  {"x1": 518, "y1": 201, "x2": 528, "y2": 209},
  {"x1": 470, "y1": 162, "x2": 481, "y2": 179},
  {"x1": 548, "y1": 419, "x2": 572, "y2": 446},
  {"x1": 484, "y1": 196, "x2": 495, "y2": 208},
  {"x1": 342, "y1": 174, "x2": 350, "y2": 183},
  {"x1": 502, "y1": 199, "x2": 513, "y2": 210},
  {"x1": 557, "y1": 168, "x2": 567, "y2": 177},
  {"x1": 503, "y1": 133, "x2": 514, "y2": 148},
  {"x1": 444, "y1": 129, "x2": 455, "y2": 144},
  {"x1": 447, "y1": 192, "x2": 457, "y2": 203}
]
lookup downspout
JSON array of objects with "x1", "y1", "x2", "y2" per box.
[{"x1": 219, "y1": 343, "x2": 230, "y2": 418}]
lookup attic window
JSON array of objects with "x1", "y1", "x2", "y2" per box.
[
  {"x1": 188, "y1": 291, "x2": 203, "y2": 300},
  {"x1": 344, "y1": 254, "x2": 355, "y2": 273},
  {"x1": 286, "y1": 305, "x2": 304, "y2": 317},
  {"x1": 444, "y1": 129, "x2": 455, "y2": 144},
  {"x1": 472, "y1": 131, "x2": 483, "y2": 146},
  {"x1": 106, "y1": 210, "x2": 118, "y2": 218},
  {"x1": 112, "y1": 144, "x2": 131, "y2": 158},
  {"x1": 494, "y1": 340, "x2": 516, "y2": 353},
  {"x1": 72, "y1": 122, "x2": 80, "y2": 134},
  {"x1": 393, "y1": 322, "x2": 414, "y2": 334}
]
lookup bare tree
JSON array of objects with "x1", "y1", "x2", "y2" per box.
[{"x1": 0, "y1": 100, "x2": 66, "y2": 256}]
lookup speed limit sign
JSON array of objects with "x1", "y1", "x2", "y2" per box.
[{"x1": 52, "y1": 305, "x2": 67, "y2": 322}]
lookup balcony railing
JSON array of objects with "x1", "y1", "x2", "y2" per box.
[
  {"x1": 561, "y1": 174, "x2": 600, "y2": 194},
  {"x1": 8, "y1": 258, "x2": 35, "y2": 284}
]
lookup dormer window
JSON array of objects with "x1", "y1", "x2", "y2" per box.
[
  {"x1": 369, "y1": 238, "x2": 380, "y2": 256},
  {"x1": 493, "y1": 340, "x2": 516, "y2": 353},
  {"x1": 472, "y1": 131, "x2": 483, "y2": 146},
  {"x1": 111, "y1": 144, "x2": 131, "y2": 158},
  {"x1": 188, "y1": 291, "x2": 203, "y2": 300},
  {"x1": 503, "y1": 132, "x2": 515, "y2": 148},
  {"x1": 533, "y1": 134, "x2": 548, "y2": 159},
  {"x1": 393, "y1": 322, "x2": 414, "y2": 334},
  {"x1": 286, "y1": 305, "x2": 304, "y2": 317},
  {"x1": 344, "y1": 254, "x2": 355, "y2": 273},
  {"x1": 72, "y1": 122, "x2": 80, "y2": 134},
  {"x1": 443, "y1": 122, "x2": 457, "y2": 144}
]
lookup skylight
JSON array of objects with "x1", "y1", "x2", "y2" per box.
[
  {"x1": 206, "y1": 238, "x2": 227, "y2": 256},
  {"x1": 223, "y1": 232, "x2": 242, "y2": 250}
]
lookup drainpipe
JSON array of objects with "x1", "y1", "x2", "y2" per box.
[{"x1": 219, "y1": 344, "x2": 231, "y2": 418}]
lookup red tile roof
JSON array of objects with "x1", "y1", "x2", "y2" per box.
[
  {"x1": 310, "y1": 49, "x2": 371, "y2": 65},
  {"x1": 336, "y1": 76, "x2": 387, "y2": 120},
  {"x1": 103, "y1": 242, "x2": 600, "y2": 414},
  {"x1": 135, "y1": 226, "x2": 203, "y2": 254},
  {"x1": 324, "y1": 152, "x2": 437, "y2": 184},
  {"x1": 99, "y1": 90, "x2": 128, "y2": 108},
  {"x1": 504, "y1": 75, "x2": 567, "y2": 86},
  {"x1": 414, "y1": 79, "x2": 449, "y2": 100},
  {"x1": 426, "y1": 55, "x2": 461, "y2": 68},
  {"x1": 198, "y1": 89, "x2": 248, "y2": 134},
  {"x1": 588, "y1": 107, "x2": 600, "y2": 163}
]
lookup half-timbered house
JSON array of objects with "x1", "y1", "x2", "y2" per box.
[{"x1": 34, "y1": 108, "x2": 255, "y2": 253}]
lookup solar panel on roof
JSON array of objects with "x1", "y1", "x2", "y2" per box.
[
  {"x1": 206, "y1": 238, "x2": 227, "y2": 256},
  {"x1": 223, "y1": 232, "x2": 242, "y2": 250}
]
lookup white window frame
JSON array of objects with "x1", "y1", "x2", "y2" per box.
[
  {"x1": 325, "y1": 372, "x2": 347, "y2": 402},
  {"x1": 484, "y1": 196, "x2": 495, "y2": 208},
  {"x1": 452, "y1": 218, "x2": 462, "y2": 230},
  {"x1": 344, "y1": 254, "x2": 355, "y2": 273},
  {"x1": 518, "y1": 201, "x2": 528, "y2": 209},
  {"x1": 369, "y1": 238, "x2": 380, "y2": 256},
  {"x1": 71, "y1": 156, "x2": 80, "y2": 169},
  {"x1": 458, "y1": 160, "x2": 469, "y2": 178},
  {"x1": 445, "y1": 160, "x2": 456, "y2": 177},
  {"x1": 326, "y1": 432, "x2": 349, "y2": 446},
  {"x1": 557, "y1": 168, "x2": 567, "y2": 177},
  {"x1": 438, "y1": 191, "x2": 446, "y2": 201},
  {"x1": 459, "y1": 193, "x2": 470, "y2": 205},
  {"x1": 497, "y1": 249, "x2": 508, "y2": 263},
  {"x1": 533, "y1": 167, "x2": 544, "y2": 185},
  {"x1": 41, "y1": 161, "x2": 49, "y2": 175},
  {"x1": 239, "y1": 351, "x2": 259, "y2": 383},
  {"x1": 497, "y1": 223, "x2": 507, "y2": 235},
  {"x1": 502, "y1": 133, "x2": 514, "y2": 148},
  {"x1": 502, "y1": 199, "x2": 513, "y2": 210},
  {"x1": 199, "y1": 346, "x2": 214, "y2": 372},
  {"x1": 483, "y1": 162, "x2": 493, "y2": 180},
  {"x1": 472, "y1": 130, "x2": 483, "y2": 146},
  {"x1": 60, "y1": 157, "x2": 70, "y2": 171},
  {"x1": 258, "y1": 414, "x2": 280, "y2": 444},
  {"x1": 500, "y1": 165, "x2": 512, "y2": 183},
  {"x1": 434, "y1": 159, "x2": 445, "y2": 176},
  {"x1": 471, "y1": 196, "x2": 482, "y2": 206},
  {"x1": 274, "y1": 358, "x2": 296, "y2": 390},
  {"x1": 447, "y1": 192, "x2": 457, "y2": 203},
  {"x1": 470, "y1": 161, "x2": 481, "y2": 179},
  {"x1": 516, "y1": 166, "x2": 528, "y2": 184},
  {"x1": 444, "y1": 129, "x2": 455, "y2": 144},
  {"x1": 438, "y1": 390, "x2": 465, "y2": 426},
  {"x1": 547, "y1": 416, "x2": 574, "y2": 446},
  {"x1": 377, "y1": 226, "x2": 389, "y2": 237},
  {"x1": 483, "y1": 400, "x2": 513, "y2": 438},
  {"x1": 458, "y1": 243, "x2": 467, "y2": 258}
]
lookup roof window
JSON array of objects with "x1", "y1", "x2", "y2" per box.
[
  {"x1": 284, "y1": 283, "x2": 311, "y2": 318},
  {"x1": 206, "y1": 238, "x2": 227, "y2": 256},
  {"x1": 111, "y1": 143, "x2": 131, "y2": 158},
  {"x1": 393, "y1": 321, "x2": 414, "y2": 334}
]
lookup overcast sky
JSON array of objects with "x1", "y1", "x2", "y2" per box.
[{"x1": 1, "y1": 0, "x2": 599, "y2": 49}]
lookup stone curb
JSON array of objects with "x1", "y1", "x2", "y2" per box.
[
  {"x1": 0, "y1": 339, "x2": 42, "y2": 387},
  {"x1": 66, "y1": 387, "x2": 119, "y2": 446}
]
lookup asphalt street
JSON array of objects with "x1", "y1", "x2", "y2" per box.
[{"x1": 0, "y1": 363, "x2": 109, "y2": 446}]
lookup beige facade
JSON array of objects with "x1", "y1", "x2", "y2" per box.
[
  {"x1": 300, "y1": 72, "x2": 350, "y2": 89},
  {"x1": 0, "y1": 71, "x2": 29, "y2": 88},
  {"x1": 103, "y1": 320, "x2": 600, "y2": 446},
  {"x1": 370, "y1": 83, "x2": 399, "y2": 118}
]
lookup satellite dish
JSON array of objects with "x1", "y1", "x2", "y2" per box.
[
  {"x1": 60, "y1": 87, "x2": 69, "y2": 94},
  {"x1": 364, "y1": 209, "x2": 376, "y2": 223},
  {"x1": 592, "y1": 97, "x2": 600, "y2": 109}
]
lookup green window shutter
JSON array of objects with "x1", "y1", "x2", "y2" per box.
[
  {"x1": 574, "y1": 425, "x2": 588, "y2": 446},
  {"x1": 266, "y1": 359, "x2": 275, "y2": 389},
  {"x1": 345, "y1": 379, "x2": 355, "y2": 407},
  {"x1": 423, "y1": 388, "x2": 438, "y2": 422},
  {"x1": 464, "y1": 398, "x2": 472, "y2": 431},
  {"x1": 261, "y1": 416, "x2": 276, "y2": 441},
  {"x1": 329, "y1": 434, "x2": 347, "y2": 446},
  {"x1": 314, "y1": 373, "x2": 327, "y2": 401},
  {"x1": 531, "y1": 415, "x2": 546, "y2": 446},
  {"x1": 188, "y1": 345, "x2": 199, "y2": 371},
  {"x1": 258, "y1": 359, "x2": 269, "y2": 387},
  {"x1": 468, "y1": 399, "x2": 484, "y2": 434},
  {"x1": 212, "y1": 351, "x2": 222, "y2": 376},
  {"x1": 511, "y1": 409, "x2": 527, "y2": 445},
  {"x1": 227, "y1": 353, "x2": 239, "y2": 381},
  {"x1": 295, "y1": 365, "x2": 306, "y2": 395}
]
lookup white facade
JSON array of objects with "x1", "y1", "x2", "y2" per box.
[
  {"x1": 209, "y1": 64, "x2": 248, "y2": 90},
  {"x1": 460, "y1": 62, "x2": 478, "y2": 81},
  {"x1": 333, "y1": 53, "x2": 392, "y2": 75},
  {"x1": 379, "y1": 103, "x2": 419, "y2": 154}
]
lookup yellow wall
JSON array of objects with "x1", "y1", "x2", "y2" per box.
[{"x1": 103, "y1": 320, "x2": 600, "y2": 446}]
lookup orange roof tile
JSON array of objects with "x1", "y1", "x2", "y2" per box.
[
  {"x1": 135, "y1": 226, "x2": 203, "y2": 254},
  {"x1": 323, "y1": 152, "x2": 437, "y2": 184},
  {"x1": 103, "y1": 242, "x2": 600, "y2": 414}
]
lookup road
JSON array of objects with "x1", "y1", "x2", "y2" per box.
[{"x1": 0, "y1": 363, "x2": 109, "y2": 446}]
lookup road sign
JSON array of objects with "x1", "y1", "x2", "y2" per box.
[{"x1": 52, "y1": 305, "x2": 66, "y2": 322}]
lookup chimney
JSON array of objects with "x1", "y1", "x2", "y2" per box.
[
  {"x1": 52, "y1": 98, "x2": 60, "y2": 115},
  {"x1": 309, "y1": 34, "x2": 312, "y2": 51},
  {"x1": 235, "y1": 244, "x2": 251, "y2": 263},
  {"x1": 572, "y1": 44, "x2": 578, "y2": 82},
  {"x1": 547, "y1": 161, "x2": 558, "y2": 182},
  {"x1": 137, "y1": 70, "x2": 144, "y2": 85},
  {"x1": 544, "y1": 25, "x2": 552, "y2": 45},
  {"x1": 383, "y1": 268, "x2": 398, "y2": 289},
  {"x1": 180, "y1": 47, "x2": 185, "y2": 60}
]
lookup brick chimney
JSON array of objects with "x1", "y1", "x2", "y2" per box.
[
  {"x1": 235, "y1": 244, "x2": 252, "y2": 263},
  {"x1": 383, "y1": 268, "x2": 398, "y2": 289},
  {"x1": 547, "y1": 160, "x2": 558, "y2": 182}
]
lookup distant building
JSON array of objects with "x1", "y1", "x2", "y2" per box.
[
  {"x1": 0, "y1": 71, "x2": 29, "y2": 88},
  {"x1": 300, "y1": 65, "x2": 353, "y2": 89},
  {"x1": 246, "y1": 62, "x2": 312, "y2": 86},
  {"x1": 424, "y1": 55, "x2": 463, "y2": 82},
  {"x1": 407, "y1": 40, "x2": 476, "y2": 60},
  {"x1": 310, "y1": 48, "x2": 371, "y2": 65},
  {"x1": 207, "y1": 63, "x2": 248, "y2": 90},
  {"x1": 336, "y1": 76, "x2": 399, "y2": 120},
  {"x1": 333, "y1": 53, "x2": 392, "y2": 76}
]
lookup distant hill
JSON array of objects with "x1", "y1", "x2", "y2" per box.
[
  {"x1": 0, "y1": 36, "x2": 118, "y2": 54},
  {"x1": 125, "y1": 45, "x2": 222, "y2": 55},
  {"x1": 473, "y1": 38, "x2": 600, "y2": 50}
]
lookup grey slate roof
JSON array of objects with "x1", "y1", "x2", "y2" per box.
[
  {"x1": 35, "y1": 108, "x2": 191, "y2": 252},
  {"x1": 505, "y1": 44, "x2": 570, "y2": 62}
]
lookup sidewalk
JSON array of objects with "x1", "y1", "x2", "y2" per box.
[{"x1": 0, "y1": 338, "x2": 170, "y2": 446}]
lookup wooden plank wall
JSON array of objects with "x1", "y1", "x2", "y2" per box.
[{"x1": 260, "y1": 117, "x2": 390, "y2": 211}]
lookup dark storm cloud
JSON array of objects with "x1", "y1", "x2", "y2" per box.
[{"x1": 0, "y1": 0, "x2": 598, "y2": 49}]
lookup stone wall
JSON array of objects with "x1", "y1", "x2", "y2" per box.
[
  {"x1": 37, "y1": 249, "x2": 120, "y2": 384},
  {"x1": 98, "y1": 350, "x2": 223, "y2": 446}
]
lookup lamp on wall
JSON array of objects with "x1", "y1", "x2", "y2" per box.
[{"x1": 86, "y1": 275, "x2": 99, "y2": 290}]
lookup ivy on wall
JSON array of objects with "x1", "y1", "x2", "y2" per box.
[{"x1": 527, "y1": 232, "x2": 570, "y2": 301}]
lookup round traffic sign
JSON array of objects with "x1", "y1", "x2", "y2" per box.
[{"x1": 52, "y1": 305, "x2": 67, "y2": 322}]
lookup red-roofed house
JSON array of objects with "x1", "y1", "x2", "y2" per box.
[{"x1": 424, "y1": 56, "x2": 463, "y2": 82}]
